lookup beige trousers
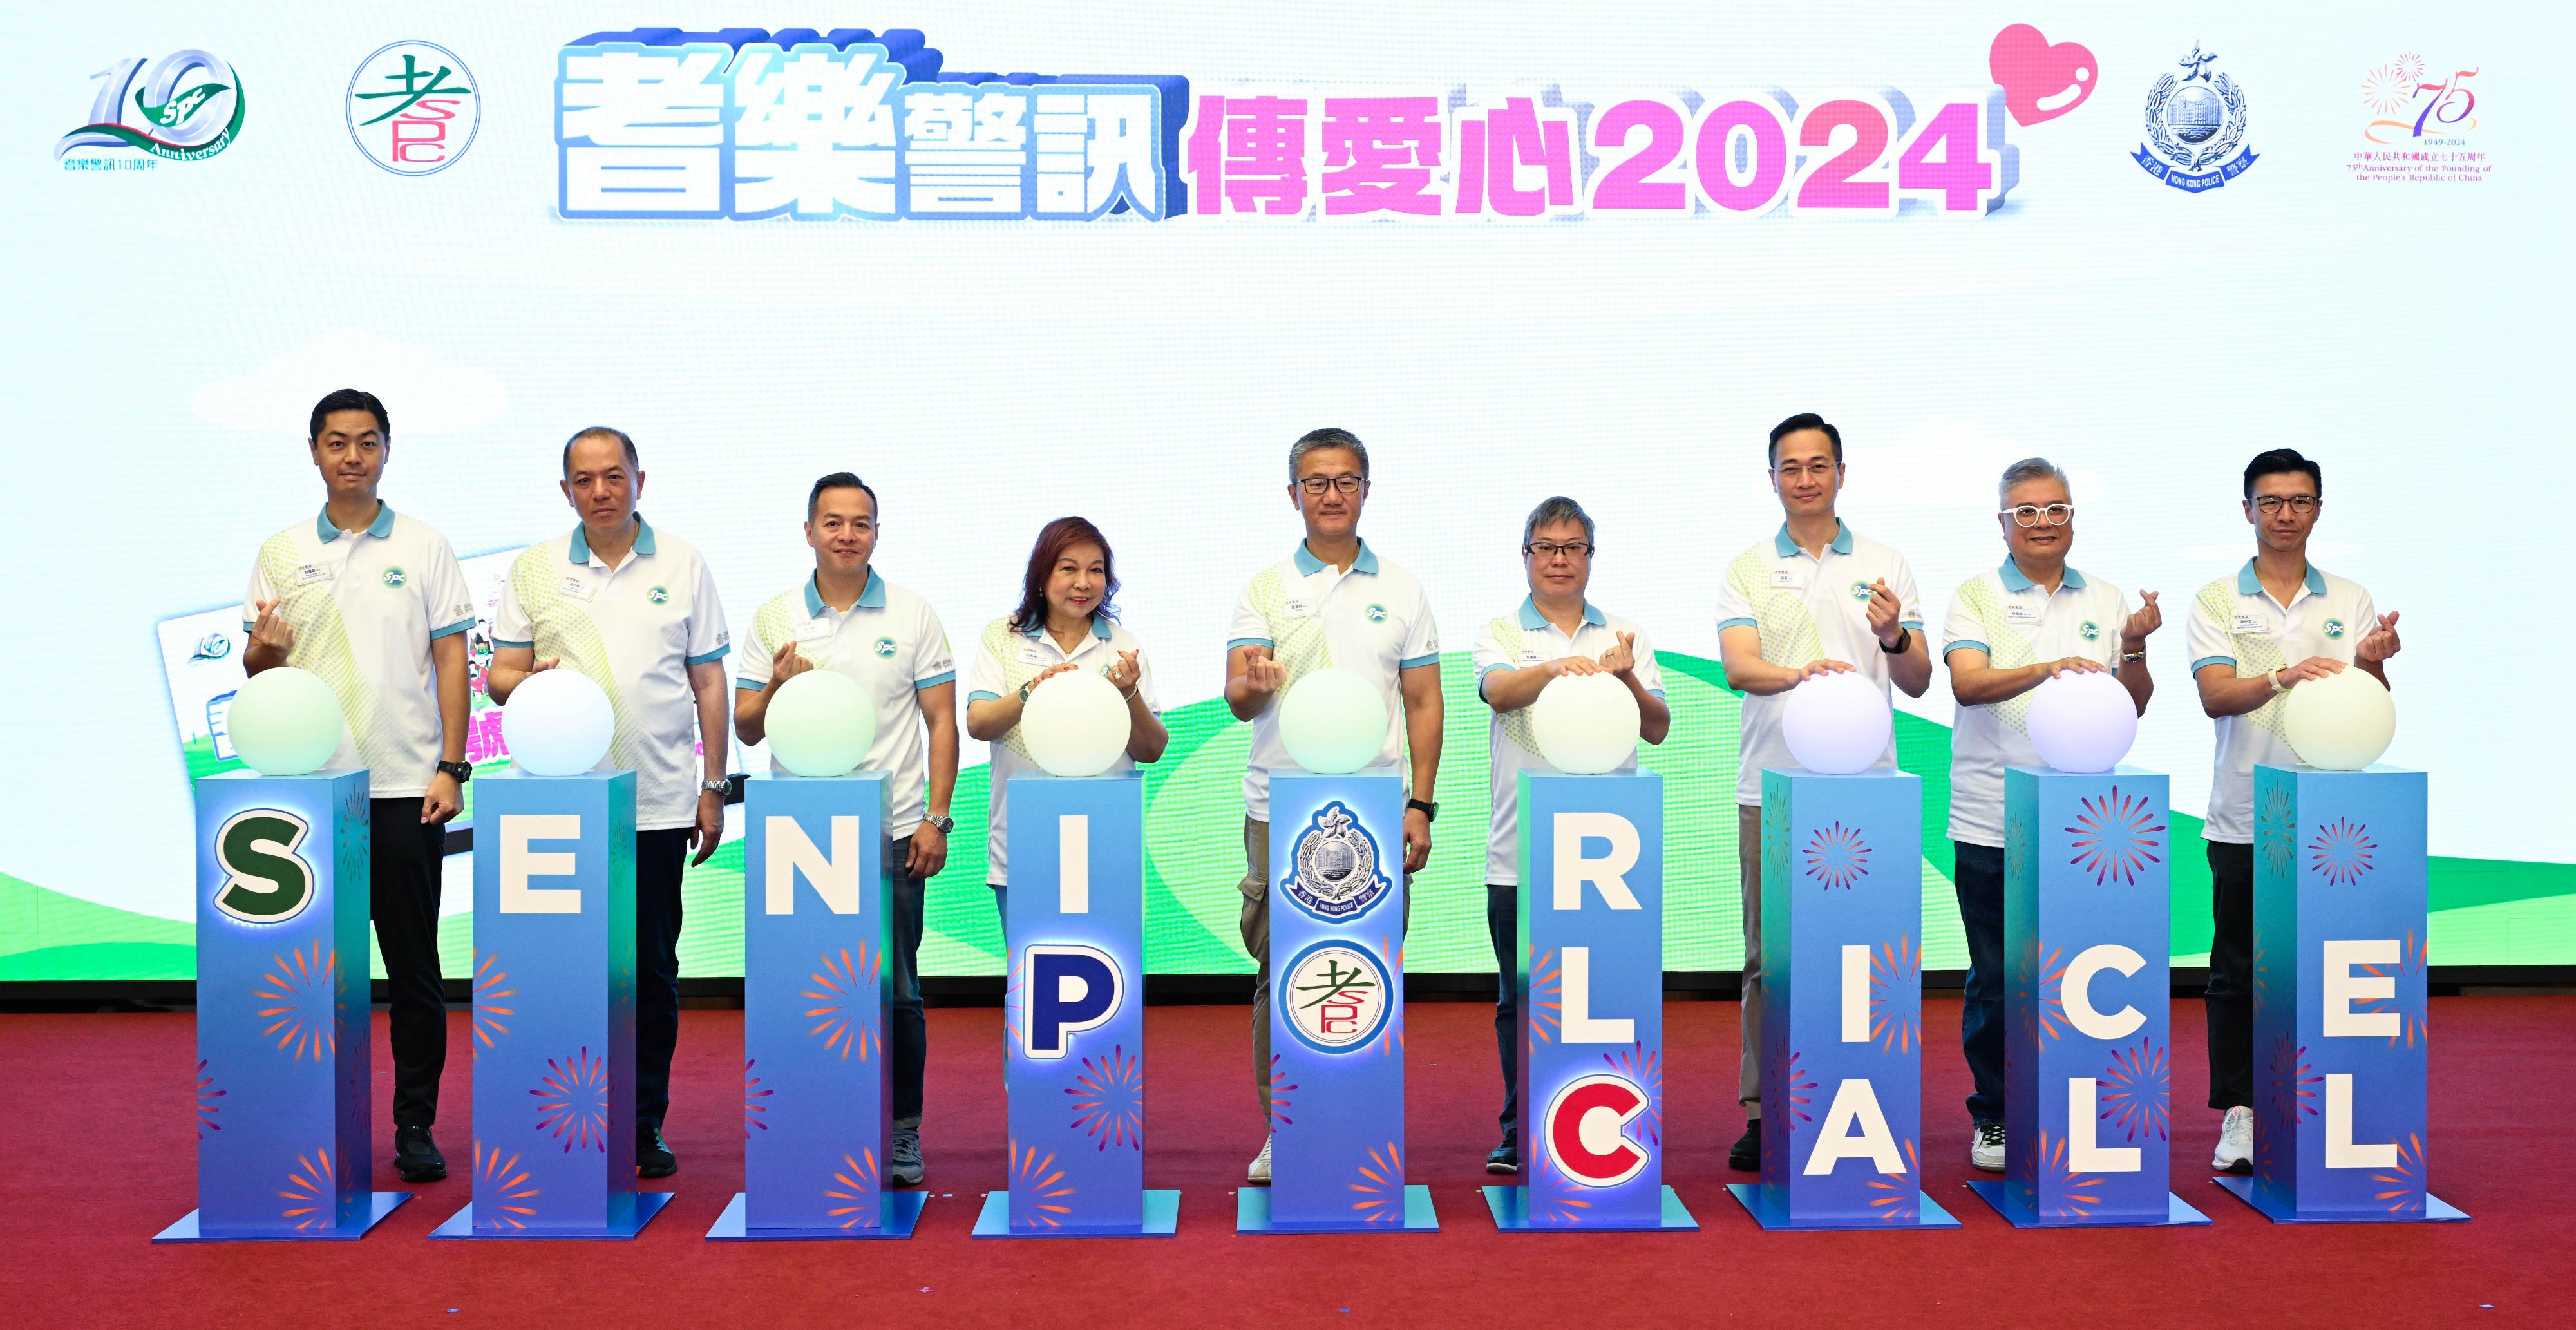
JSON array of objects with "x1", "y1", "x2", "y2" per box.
[{"x1": 1241, "y1": 816, "x2": 1409, "y2": 1119}]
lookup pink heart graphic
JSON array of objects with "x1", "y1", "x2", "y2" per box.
[{"x1": 1989, "y1": 23, "x2": 2098, "y2": 127}]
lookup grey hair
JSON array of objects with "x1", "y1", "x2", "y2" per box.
[
  {"x1": 1288, "y1": 426, "x2": 1369, "y2": 480},
  {"x1": 1998, "y1": 456, "x2": 2070, "y2": 507},
  {"x1": 1522, "y1": 495, "x2": 1595, "y2": 547}
]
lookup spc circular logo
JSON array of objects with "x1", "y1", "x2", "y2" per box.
[
  {"x1": 346, "y1": 41, "x2": 479, "y2": 176},
  {"x1": 647, "y1": 585, "x2": 670, "y2": 605},
  {"x1": 1365, "y1": 603, "x2": 1388, "y2": 623},
  {"x1": 1850, "y1": 580, "x2": 1873, "y2": 601},
  {"x1": 2323, "y1": 619, "x2": 2345, "y2": 640},
  {"x1": 2079, "y1": 620, "x2": 2100, "y2": 641},
  {"x1": 1281, "y1": 940, "x2": 1391, "y2": 1053},
  {"x1": 382, "y1": 565, "x2": 407, "y2": 589},
  {"x1": 872, "y1": 636, "x2": 897, "y2": 658},
  {"x1": 1280, "y1": 801, "x2": 1391, "y2": 921}
]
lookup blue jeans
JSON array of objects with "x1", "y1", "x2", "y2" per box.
[
  {"x1": 886, "y1": 837, "x2": 927, "y2": 1124},
  {"x1": 1951, "y1": 840, "x2": 2007, "y2": 1126}
]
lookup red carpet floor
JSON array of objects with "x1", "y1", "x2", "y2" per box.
[{"x1": 3, "y1": 996, "x2": 2568, "y2": 1327}]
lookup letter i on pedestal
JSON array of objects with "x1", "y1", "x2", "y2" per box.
[
  {"x1": 1240, "y1": 766, "x2": 1436, "y2": 1233},
  {"x1": 1730, "y1": 767, "x2": 1958, "y2": 1230},
  {"x1": 432, "y1": 770, "x2": 672, "y2": 1239},
  {"x1": 2215, "y1": 763, "x2": 2467, "y2": 1222},
  {"x1": 974, "y1": 772, "x2": 1177, "y2": 1236},
  {"x1": 711, "y1": 771, "x2": 923, "y2": 1239},
  {"x1": 1966, "y1": 766, "x2": 2208, "y2": 1227},
  {"x1": 159, "y1": 768, "x2": 409, "y2": 1241},
  {"x1": 1488, "y1": 770, "x2": 1696, "y2": 1231}
]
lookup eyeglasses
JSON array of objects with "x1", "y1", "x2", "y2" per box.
[
  {"x1": 2251, "y1": 495, "x2": 2320, "y2": 516},
  {"x1": 1522, "y1": 541, "x2": 1594, "y2": 560},
  {"x1": 1999, "y1": 504, "x2": 2073, "y2": 527},
  {"x1": 1296, "y1": 474, "x2": 1367, "y2": 496}
]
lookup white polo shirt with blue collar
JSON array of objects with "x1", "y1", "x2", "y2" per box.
[
  {"x1": 1226, "y1": 539, "x2": 1439, "y2": 828},
  {"x1": 242, "y1": 504, "x2": 474, "y2": 798},
  {"x1": 2186, "y1": 559, "x2": 2378, "y2": 844},
  {"x1": 966, "y1": 614, "x2": 1158, "y2": 886},
  {"x1": 1472, "y1": 597, "x2": 1664, "y2": 885},
  {"x1": 492, "y1": 518, "x2": 730, "y2": 831},
  {"x1": 739, "y1": 569, "x2": 956, "y2": 840},
  {"x1": 1941, "y1": 559, "x2": 2133, "y2": 847},
  {"x1": 1712, "y1": 521, "x2": 1924, "y2": 806}
]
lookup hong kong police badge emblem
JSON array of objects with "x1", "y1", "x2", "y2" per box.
[
  {"x1": 1282, "y1": 801, "x2": 1392, "y2": 921},
  {"x1": 2134, "y1": 41, "x2": 2257, "y2": 191}
]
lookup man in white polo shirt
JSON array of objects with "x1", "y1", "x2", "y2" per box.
[
  {"x1": 2186, "y1": 447, "x2": 2400, "y2": 1174},
  {"x1": 1941, "y1": 457, "x2": 2161, "y2": 1172},
  {"x1": 1226, "y1": 426, "x2": 1441, "y2": 1185},
  {"x1": 487, "y1": 426, "x2": 732, "y2": 1181},
  {"x1": 1713, "y1": 412, "x2": 1931, "y2": 1173},
  {"x1": 735, "y1": 471, "x2": 958, "y2": 1187},
  {"x1": 242, "y1": 388, "x2": 475, "y2": 1184},
  {"x1": 1472, "y1": 495, "x2": 1669, "y2": 1175}
]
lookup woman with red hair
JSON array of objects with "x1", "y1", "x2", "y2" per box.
[{"x1": 965, "y1": 517, "x2": 1169, "y2": 925}]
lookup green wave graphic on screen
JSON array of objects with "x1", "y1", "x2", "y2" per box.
[{"x1": 12, "y1": 651, "x2": 2574, "y2": 980}]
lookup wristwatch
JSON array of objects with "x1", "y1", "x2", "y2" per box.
[
  {"x1": 436, "y1": 760, "x2": 473, "y2": 783},
  {"x1": 701, "y1": 778, "x2": 731, "y2": 797},
  {"x1": 1879, "y1": 627, "x2": 1911, "y2": 654},
  {"x1": 1017, "y1": 679, "x2": 1036, "y2": 704},
  {"x1": 1406, "y1": 798, "x2": 1439, "y2": 824},
  {"x1": 925, "y1": 813, "x2": 956, "y2": 835}
]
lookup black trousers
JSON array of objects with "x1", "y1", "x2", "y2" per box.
[
  {"x1": 370, "y1": 799, "x2": 450, "y2": 1128},
  {"x1": 1486, "y1": 884, "x2": 1519, "y2": 1139},
  {"x1": 1951, "y1": 841, "x2": 2008, "y2": 1125},
  {"x1": 634, "y1": 827, "x2": 692, "y2": 1130},
  {"x1": 2205, "y1": 839, "x2": 2256, "y2": 1110}
]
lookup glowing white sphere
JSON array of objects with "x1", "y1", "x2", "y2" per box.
[
  {"x1": 1022, "y1": 667, "x2": 1130, "y2": 777},
  {"x1": 1531, "y1": 673, "x2": 1641, "y2": 775},
  {"x1": 2026, "y1": 670, "x2": 2137, "y2": 774},
  {"x1": 1779, "y1": 670, "x2": 1891, "y2": 775},
  {"x1": 2283, "y1": 667, "x2": 2396, "y2": 771},
  {"x1": 766, "y1": 670, "x2": 877, "y2": 777},
  {"x1": 502, "y1": 669, "x2": 616, "y2": 776},
  {"x1": 227, "y1": 667, "x2": 345, "y2": 776},
  {"x1": 1279, "y1": 667, "x2": 1390, "y2": 774}
]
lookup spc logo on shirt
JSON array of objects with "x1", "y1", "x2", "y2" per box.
[
  {"x1": 647, "y1": 585, "x2": 670, "y2": 605},
  {"x1": 381, "y1": 565, "x2": 406, "y2": 589},
  {"x1": 1850, "y1": 580, "x2": 1872, "y2": 601},
  {"x1": 2323, "y1": 619, "x2": 2346, "y2": 639},
  {"x1": 873, "y1": 636, "x2": 897, "y2": 658},
  {"x1": 1365, "y1": 602, "x2": 1388, "y2": 623},
  {"x1": 2079, "y1": 620, "x2": 2101, "y2": 641}
]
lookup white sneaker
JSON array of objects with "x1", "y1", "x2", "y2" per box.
[
  {"x1": 2213, "y1": 1106, "x2": 2253, "y2": 1173},
  {"x1": 1246, "y1": 1135, "x2": 1272, "y2": 1184},
  {"x1": 1969, "y1": 1121, "x2": 2006, "y2": 1172}
]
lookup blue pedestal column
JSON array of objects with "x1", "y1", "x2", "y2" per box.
[
  {"x1": 1240, "y1": 766, "x2": 1435, "y2": 1233},
  {"x1": 1967, "y1": 766, "x2": 2208, "y2": 1228},
  {"x1": 158, "y1": 768, "x2": 408, "y2": 1242},
  {"x1": 431, "y1": 770, "x2": 672, "y2": 1239},
  {"x1": 1730, "y1": 766, "x2": 1958, "y2": 1231},
  {"x1": 1487, "y1": 770, "x2": 1696, "y2": 1232},
  {"x1": 710, "y1": 772, "x2": 925, "y2": 1240},
  {"x1": 2214, "y1": 764, "x2": 2467, "y2": 1223},
  {"x1": 974, "y1": 772, "x2": 1179, "y2": 1237}
]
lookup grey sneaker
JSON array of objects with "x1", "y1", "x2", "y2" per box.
[
  {"x1": 1246, "y1": 1135, "x2": 1272, "y2": 1184},
  {"x1": 889, "y1": 1125, "x2": 925, "y2": 1186},
  {"x1": 1970, "y1": 1120, "x2": 2006, "y2": 1172}
]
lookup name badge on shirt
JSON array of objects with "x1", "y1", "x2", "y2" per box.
[
  {"x1": 793, "y1": 617, "x2": 833, "y2": 643},
  {"x1": 558, "y1": 575, "x2": 595, "y2": 602},
  {"x1": 1282, "y1": 598, "x2": 1315, "y2": 618},
  {"x1": 1018, "y1": 645, "x2": 1051, "y2": 665},
  {"x1": 2003, "y1": 603, "x2": 2042, "y2": 626},
  {"x1": 1768, "y1": 568, "x2": 1807, "y2": 591},
  {"x1": 2232, "y1": 613, "x2": 2264, "y2": 635},
  {"x1": 1518, "y1": 649, "x2": 1544, "y2": 667},
  {"x1": 295, "y1": 563, "x2": 330, "y2": 586}
]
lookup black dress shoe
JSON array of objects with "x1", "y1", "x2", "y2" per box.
[
  {"x1": 394, "y1": 1125, "x2": 447, "y2": 1182},
  {"x1": 1728, "y1": 1121, "x2": 1761, "y2": 1172},
  {"x1": 1485, "y1": 1137, "x2": 1520, "y2": 1175},
  {"x1": 636, "y1": 1124, "x2": 677, "y2": 1179}
]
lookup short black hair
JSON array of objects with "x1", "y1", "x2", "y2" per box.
[
  {"x1": 562, "y1": 426, "x2": 639, "y2": 475},
  {"x1": 309, "y1": 388, "x2": 388, "y2": 441},
  {"x1": 808, "y1": 471, "x2": 879, "y2": 522},
  {"x1": 1768, "y1": 412, "x2": 1842, "y2": 465},
  {"x1": 2243, "y1": 448, "x2": 2322, "y2": 499}
]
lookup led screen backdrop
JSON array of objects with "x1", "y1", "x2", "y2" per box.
[{"x1": 7, "y1": 3, "x2": 2570, "y2": 981}]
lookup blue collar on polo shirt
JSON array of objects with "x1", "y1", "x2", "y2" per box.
[
  {"x1": 568, "y1": 515, "x2": 656, "y2": 565},
  {"x1": 1021, "y1": 614, "x2": 1114, "y2": 641},
  {"x1": 805, "y1": 568, "x2": 887, "y2": 616},
  {"x1": 1518, "y1": 595, "x2": 1605, "y2": 631},
  {"x1": 317, "y1": 502, "x2": 397, "y2": 543},
  {"x1": 1998, "y1": 558, "x2": 2087, "y2": 593},
  {"x1": 1293, "y1": 538, "x2": 1380, "y2": 576},
  {"x1": 2236, "y1": 558, "x2": 2327, "y2": 598},
  {"x1": 1773, "y1": 520, "x2": 1854, "y2": 558}
]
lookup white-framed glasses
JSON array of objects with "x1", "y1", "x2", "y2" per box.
[{"x1": 1999, "y1": 503, "x2": 2073, "y2": 527}]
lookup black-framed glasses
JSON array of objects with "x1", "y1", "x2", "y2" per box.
[
  {"x1": 1296, "y1": 474, "x2": 1367, "y2": 496},
  {"x1": 1522, "y1": 541, "x2": 1595, "y2": 560},
  {"x1": 2251, "y1": 495, "x2": 2320, "y2": 516},
  {"x1": 1999, "y1": 503, "x2": 2073, "y2": 527}
]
